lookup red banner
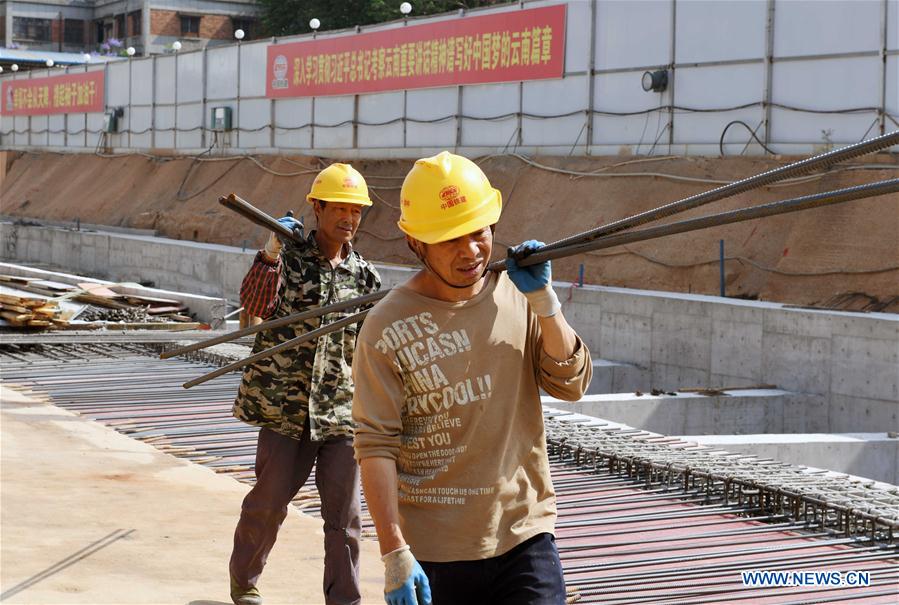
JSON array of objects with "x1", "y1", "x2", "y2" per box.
[
  {"x1": 266, "y1": 4, "x2": 566, "y2": 98},
  {"x1": 2, "y1": 70, "x2": 105, "y2": 116}
]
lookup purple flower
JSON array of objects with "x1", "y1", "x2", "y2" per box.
[{"x1": 107, "y1": 38, "x2": 122, "y2": 47}]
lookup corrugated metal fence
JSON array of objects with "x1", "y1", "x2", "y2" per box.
[{"x1": 1, "y1": 0, "x2": 897, "y2": 157}]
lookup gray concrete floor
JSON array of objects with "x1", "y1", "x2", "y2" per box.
[{"x1": 0, "y1": 386, "x2": 384, "y2": 604}]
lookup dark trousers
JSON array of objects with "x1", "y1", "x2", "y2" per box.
[
  {"x1": 419, "y1": 533, "x2": 565, "y2": 605},
  {"x1": 229, "y1": 426, "x2": 362, "y2": 605}
]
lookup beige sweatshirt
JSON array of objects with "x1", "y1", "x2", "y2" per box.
[{"x1": 352, "y1": 272, "x2": 592, "y2": 562}]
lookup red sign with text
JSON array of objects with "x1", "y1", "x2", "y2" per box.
[
  {"x1": 2, "y1": 71, "x2": 105, "y2": 116},
  {"x1": 266, "y1": 4, "x2": 566, "y2": 98}
]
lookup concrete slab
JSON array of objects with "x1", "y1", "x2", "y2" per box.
[
  {"x1": 682, "y1": 433, "x2": 899, "y2": 485},
  {"x1": 544, "y1": 389, "x2": 826, "y2": 435},
  {"x1": 0, "y1": 387, "x2": 384, "y2": 604}
]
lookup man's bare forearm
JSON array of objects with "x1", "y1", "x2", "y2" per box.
[
  {"x1": 538, "y1": 311, "x2": 577, "y2": 361},
  {"x1": 360, "y1": 456, "x2": 406, "y2": 555}
]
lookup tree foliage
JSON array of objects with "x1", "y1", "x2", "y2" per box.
[{"x1": 256, "y1": 0, "x2": 502, "y2": 37}]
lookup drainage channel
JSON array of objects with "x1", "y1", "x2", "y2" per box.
[{"x1": 2, "y1": 343, "x2": 896, "y2": 604}]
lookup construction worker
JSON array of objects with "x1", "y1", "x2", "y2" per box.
[
  {"x1": 229, "y1": 163, "x2": 381, "y2": 605},
  {"x1": 352, "y1": 152, "x2": 592, "y2": 605}
]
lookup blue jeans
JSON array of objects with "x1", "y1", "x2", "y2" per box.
[{"x1": 419, "y1": 533, "x2": 565, "y2": 605}]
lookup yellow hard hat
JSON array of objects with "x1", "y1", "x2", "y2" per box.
[
  {"x1": 306, "y1": 163, "x2": 372, "y2": 206},
  {"x1": 398, "y1": 151, "x2": 502, "y2": 244}
]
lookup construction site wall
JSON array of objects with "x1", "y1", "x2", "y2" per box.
[{"x1": 1, "y1": 0, "x2": 897, "y2": 157}]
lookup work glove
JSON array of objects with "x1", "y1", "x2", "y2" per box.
[
  {"x1": 263, "y1": 215, "x2": 304, "y2": 260},
  {"x1": 382, "y1": 545, "x2": 432, "y2": 605},
  {"x1": 506, "y1": 240, "x2": 561, "y2": 317}
]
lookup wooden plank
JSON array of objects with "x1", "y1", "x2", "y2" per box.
[
  {"x1": 0, "y1": 275, "x2": 34, "y2": 285},
  {"x1": 29, "y1": 279, "x2": 77, "y2": 292},
  {"x1": 0, "y1": 304, "x2": 30, "y2": 314},
  {"x1": 123, "y1": 294, "x2": 183, "y2": 306},
  {"x1": 99, "y1": 322, "x2": 204, "y2": 331},
  {"x1": 146, "y1": 305, "x2": 188, "y2": 315},
  {"x1": 77, "y1": 282, "x2": 121, "y2": 298}
]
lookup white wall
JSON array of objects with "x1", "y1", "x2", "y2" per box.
[{"x1": 2, "y1": 0, "x2": 897, "y2": 157}]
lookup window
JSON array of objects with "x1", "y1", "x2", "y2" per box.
[
  {"x1": 64, "y1": 19, "x2": 85, "y2": 46},
  {"x1": 115, "y1": 14, "x2": 126, "y2": 38},
  {"x1": 231, "y1": 18, "x2": 254, "y2": 39},
  {"x1": 181, "y1": 15, "x2": 201, "y2": 37},
  {"x1": 130, "y1": 11, "x2": 141, "y2": 36},
  {"x1": 13, "y1": 17, "x2": 52, "y2": 42},
  {"x1": 96, "y1": 20, "x2": 114, "y2": 43}
]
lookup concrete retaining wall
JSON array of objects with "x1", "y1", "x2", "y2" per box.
[
  {"x1": 562, "y1": 285, "x2": 899, "y2": 433},
  {"x1": 0, "y1": 221, "x2": 416, "y2": 302},
  {"x1": 2, "y1": 220, "x2": 896, "y2": 433}
]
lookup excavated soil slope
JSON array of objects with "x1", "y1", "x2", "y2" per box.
[{"x1": 2, "y1": 151, "x2": 897, "y2": 309}]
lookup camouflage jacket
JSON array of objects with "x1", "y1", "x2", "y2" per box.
[{"x1": 233, "y1": 232, "x2": 381, "y2": 441}]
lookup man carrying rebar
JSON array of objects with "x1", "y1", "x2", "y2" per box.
[
  {"x1": 228, "y1": 163, "x2": 381, "y2": 605},
  {"x1": 352, "y1": 151, "x2": 592, "y2": 605}
]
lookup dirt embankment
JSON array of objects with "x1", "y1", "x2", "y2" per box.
[{"x1": 2, "y1": 150, "x2": 897, "y2": 310}]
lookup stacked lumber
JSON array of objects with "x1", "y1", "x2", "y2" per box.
[
  {"x1": 0, "y1": 275, "x2": 199, "y2": 331},
  {"x1": 0, "y1": 293, "x2": 67, "y2": 328}
]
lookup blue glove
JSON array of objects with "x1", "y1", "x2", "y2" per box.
[
  {"x1": 505, "y1": 240, "x2": 561, "y2": 317},
  {"x1": 265, "y1": 215, "x2": 304, "y2": 259},
  {"x1": 383, "y1": 546, "x2": 432, "y2": 605},
  {"x1": 506, "y1": 240, "x2": 551, "y2": 293},
  {"x1": 276, "y1": 215, "x2": 304, "y2": 239}
]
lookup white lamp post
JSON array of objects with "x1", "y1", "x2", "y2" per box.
[
  {"x1": 235, "y1": 28, "x2": 245, "y2": 41},
  {"x1": 172, "y1": 40, "x2": 182, "y2": 52},
  {"x1": 309, "y1": 18, "x2": 320, "y2": 38}
]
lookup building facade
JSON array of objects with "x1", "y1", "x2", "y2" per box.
[{"x1": 1, "y1": 0, "x2": 259, "y2": 56}]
